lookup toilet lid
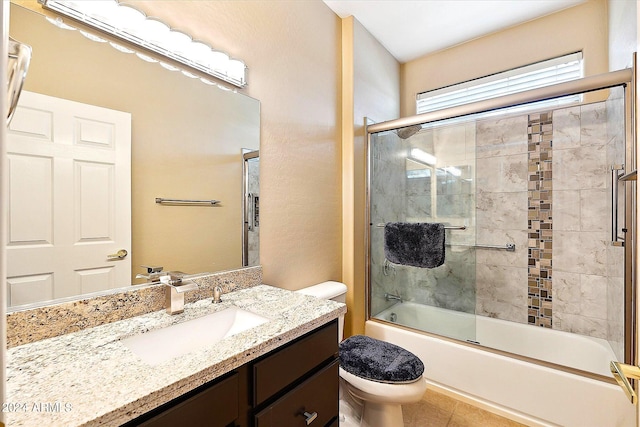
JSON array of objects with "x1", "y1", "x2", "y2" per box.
[{"x1": 339, "y1": 335, "x2": 424, "y2": 384}]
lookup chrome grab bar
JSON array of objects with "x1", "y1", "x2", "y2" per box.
[
  {"x1": 155, "y1": 197, "x2": 220, "y2": 206},
  {"x1": 611, "y1": 361, "x2": 640, "y2": 404},
  {"x1": 448, "y1": 243, "x2": 516, "y2": 252}
]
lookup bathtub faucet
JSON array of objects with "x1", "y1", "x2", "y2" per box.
[{"x1": 384, "y1": 293, "x2": 403, "y2": 303}]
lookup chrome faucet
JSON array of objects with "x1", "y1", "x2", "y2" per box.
[
  {"x1": 162, "y1": 274, "x2": 199, "y2": 315},
  {"x1": 384, "y1": 292, "x2": 403, "y2": 303},
  {"x1": 135, "y1": 265, "x2": 165, "y2": 282}
]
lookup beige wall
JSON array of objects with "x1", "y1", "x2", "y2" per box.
[
  {"x1": 608, "y1": 0, "x2": 637, "y2": 70},
  {"x1": 401, "y1": 0, "x2": 609, "y2": 116},
  {"x1": 124, "y1": 1, "x2": 343, "y2": 290},
  {"x1": 345, "y1": 17, "x2": 400, "y2": 336}
]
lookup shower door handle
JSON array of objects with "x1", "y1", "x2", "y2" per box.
[
  {"x1": 611, "y1": 361, "x2": 640, "y2": 404},
  {"x1": 611, "y1": 165, "x2": 625, "y2": 246}
]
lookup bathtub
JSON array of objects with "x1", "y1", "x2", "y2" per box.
[{"x1": 368, "y1": 302, "x2": 634, "y2": 427}]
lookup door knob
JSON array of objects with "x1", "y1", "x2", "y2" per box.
[
  {"x1": 611, "y1": 361, "x2": 640, "y2": 404},
  {"x1": 107, "y1": 249, "x2": 128, "y2": 260}
]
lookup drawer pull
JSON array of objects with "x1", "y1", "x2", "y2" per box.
[{"x1": 303, "y1": 411, "x2": 318, "y2": 425}]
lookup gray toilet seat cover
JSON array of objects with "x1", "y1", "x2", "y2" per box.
[{"x1": 339, "y1": 335, "x2": 424, "y2": 384}]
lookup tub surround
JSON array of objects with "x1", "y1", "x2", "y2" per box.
[
  {"x1": 7, "y1": 266, "x2": 263, "y2": 348},
  {"x1": 6, "y1": 284, "x2": 346, "y2": 426},
  {"x1": 367, "y1": 319, "x2": 634, "y2": 427}
]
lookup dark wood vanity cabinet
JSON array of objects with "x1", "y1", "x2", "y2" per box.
[
  {"x1": 253, "y1": 360, "x2": 338, "y2": 427},
  {"x1": 252, "y1": 320, "x2": 339, "y2": 427},
  {"x1": 133, "y1": 373, "x2": 240, "y2": 427},
  {"x1": 123, "y1": 320, "x2": 339, "y2": 427}
]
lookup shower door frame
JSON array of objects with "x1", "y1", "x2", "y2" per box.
[{"x1": 365, "y1": 66, "x2": 637, "y2": 375}]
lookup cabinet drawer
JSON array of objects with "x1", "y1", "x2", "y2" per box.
[
  {"x1": 254, "y1": 359, "x2": 339, "y2": 427},
  {"x1": 136, "y1": 373, "x2": 239, "y2": 427},
  {"x1": 253, "y1": 321, "x2": 337, "y2": 406}
]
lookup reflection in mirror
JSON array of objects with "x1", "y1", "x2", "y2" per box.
[
  {"x1": 6, "y1": 3, "x2": 260, "y2": 310},
  {"x1": 242, "y1": 150, "x2": 260, "y2": 267}
]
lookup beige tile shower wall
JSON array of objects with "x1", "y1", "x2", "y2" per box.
[
  {"x1": 433, "y1": 122, "x2": 476, "y2": 241},
  {"x1": 369, "y1": 132, "x2": 411, "y2": 316},
  {"x1": 475, "y1": 116, "x2": 529, "y2": 323},
  {"x1": 552, "y1": 102, "x2": 612, "y2": 340},
  {"x1": 400, "y1": 0, "x2": 608, "y2": 117},
  {"x1": 605, "y1": 88, "x2": 626, "y2": 361},
  {"x1": 427, "y1": 122, "x2": 477, "y2": 312}
]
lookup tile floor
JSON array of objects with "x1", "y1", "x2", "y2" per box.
[{"x1": 402, "y1": 389, "x2": 526, "y2": 427}]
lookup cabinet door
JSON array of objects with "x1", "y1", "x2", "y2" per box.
[
  {"x1": 135, "y1": 373, "x2": 239, "y2": 427},
  {"x1": 254, "y1": 359, "x2": 338, "y2": 427},
  {"x1": 253, "y1": 321, "x2": 337, "y2": 406}
]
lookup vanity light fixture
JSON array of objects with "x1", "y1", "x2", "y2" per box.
[{"x1": 38, "y1": 0, "x2": 247, "y2": 88}]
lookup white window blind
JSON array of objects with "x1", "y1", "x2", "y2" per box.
[{"x1": 416, "y1": 52, "x2": 583, "y2": 115}]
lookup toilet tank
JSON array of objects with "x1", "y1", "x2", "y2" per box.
[
  {"x1": 296, "y1": 281, "x2": 347, "y2": 303},
  {"x1": 295, "y1": 281, "x2": 347, "y2": 341}
]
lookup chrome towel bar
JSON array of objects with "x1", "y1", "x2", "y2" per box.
[
  {"x1": 374, "y1": 224, "x2": 513, "y2": 250},
  {"x1": 155, "y1": 198, "x2": 221, "y2": 206},
  {"x1": 375, "y1": 223, "x2": 466, "y2": 230}
]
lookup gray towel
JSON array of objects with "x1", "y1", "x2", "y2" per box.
[{"x1": 384, "y1": 222, "x2": 445, "y2": 268}]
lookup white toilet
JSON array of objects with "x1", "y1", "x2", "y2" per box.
[{"x1": 296, "y1": 281, "x2": 427, "y2": 427}]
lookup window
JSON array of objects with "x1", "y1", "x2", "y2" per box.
[{"x1": 416, "y1": 52, "x2": 583, "y2": 115}]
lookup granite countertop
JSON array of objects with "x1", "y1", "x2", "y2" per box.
[{"x1": 6, "y1": 285, "x2": 346, "y2": 427}]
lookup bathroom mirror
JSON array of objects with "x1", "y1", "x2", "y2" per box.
[{"x1": 6, "y1": 3, "x2": 260, "y2": 309}]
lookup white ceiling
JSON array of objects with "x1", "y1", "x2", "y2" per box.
[{"x1": 323, "y1": 0, "x2": 586, "y2": 63}]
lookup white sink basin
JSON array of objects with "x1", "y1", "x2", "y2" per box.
[{"x1": 122, "y1": 306, "x2": 269, "y2": 365}]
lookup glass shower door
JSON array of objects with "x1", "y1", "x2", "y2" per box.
[{"x1": 369, "y1": 123, "x2": 477, "y2": 344}]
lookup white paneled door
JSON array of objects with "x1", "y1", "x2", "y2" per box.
[{"x1": 6, "y1": 91, "x2": 131, "y2": 307}]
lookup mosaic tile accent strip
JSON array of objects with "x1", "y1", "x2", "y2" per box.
[{"x1": 527, "y1": 112, "x2": 553, "y2": 327}]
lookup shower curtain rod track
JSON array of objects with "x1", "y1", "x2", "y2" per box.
[{"x1": 367, "y1": 68, "x2": 633, "y2": 134}]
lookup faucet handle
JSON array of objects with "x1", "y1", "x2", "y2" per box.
[
  {"x1": 141, "y1": 265, "x2": 163, "y2": 274},
  {"x1": 160, "y1": 275, "x2": 198, "y2": 292},
  {"x1": 213, "y1": 286, "x2": 222, "y2": 304}
]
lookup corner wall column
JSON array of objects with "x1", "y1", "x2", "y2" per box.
[{"x1": 341, "y1": 16, "x2": 356, "y2": 337}]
